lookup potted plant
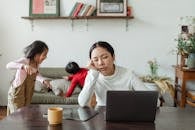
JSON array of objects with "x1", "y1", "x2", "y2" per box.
[
  {"x1": 140, "y1": 59, "x2": 173, "y2": 106},
  {"x1": 177, "y1": 34, "x2": 195, "y2": 68},
  {"x1": 140, "y1": 59, "x2": 171, "y2": 83}
]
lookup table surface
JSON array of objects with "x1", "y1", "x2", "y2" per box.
[{"x1": 0, "y1": 105, "x2": 195, "y2": 130}]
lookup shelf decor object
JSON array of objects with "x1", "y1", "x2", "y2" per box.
[
  {"x1": 175, "y1": 16, "x2": 195, "y2": 68},
  {"x1": 29, "y1": 0, "x2": 60, "y2": 17},
  {"x1": 96, "y1": 0, "x2": 127, "y2": 16}
]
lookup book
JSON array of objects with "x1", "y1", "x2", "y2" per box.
[
  {"x1": 77, "y1": 4, "x2": 87, "y2": 16},
  {"x1": 86, "y1": 6, "x2": 96, "y2": 16},
  {"x1": 69, "y1": 2, "x2": 79, "y2": 16},
  {"x1": 78, "y1": 4, "x2": 89, "y2": 16},
  {"x1": 82, "y1": 5, "x2": 91, "y2": 16},
  {"x1": 72, "y1": 2, "x2": 84, "y2": 17}
]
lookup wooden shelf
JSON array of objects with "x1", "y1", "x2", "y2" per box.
[
  {"x1": 21, "y1": 16, "x2": 134, "y2": 31},
  {"x1": 21, "y1": 16, "x2": 134, "y2": 20}
]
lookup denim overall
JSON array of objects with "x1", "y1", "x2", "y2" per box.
[{"x1": 7, "y1": 73, "x2": 36, "y2": 115}]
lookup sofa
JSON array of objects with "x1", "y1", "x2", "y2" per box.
[{"x1": 31, "y1": 67, "x2": 81, "y2": 105}]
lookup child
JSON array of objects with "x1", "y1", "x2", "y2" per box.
[
  {"x1": 6, "y1": 40, "x2": 51, "y2": 115},
  {"x1": 64, "y1": 61, "x2": 88, "y2": 97}
]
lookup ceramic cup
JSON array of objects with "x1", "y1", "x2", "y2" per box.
[
  {"x1": 48, "y1": 107, "x2": 63, "y2": 125},
  {"x1": 48, "y1": 124, "x2": 62, "y2": 130}
]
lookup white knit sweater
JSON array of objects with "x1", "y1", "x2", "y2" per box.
[{"x1": 78, "y1": 65, "x2": 149, "y2": 107}]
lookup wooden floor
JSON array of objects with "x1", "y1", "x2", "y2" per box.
[{"x1": 0, "y1": 106, "x2": 7, "y2": 120}]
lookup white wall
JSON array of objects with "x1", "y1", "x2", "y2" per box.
[{"x1": 0, "y1": 0, "x2": 194, "y2": 105}]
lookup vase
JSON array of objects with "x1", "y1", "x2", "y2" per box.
[
  {"x1": 178, "y1": 53, "x2": 188, "y2": 67},
  {"x1": 144, "y1": 82, "x2": 159, "y2": 91},
  {"x1": 187, "y1": 53, "x2": 195, "y2": 69}
]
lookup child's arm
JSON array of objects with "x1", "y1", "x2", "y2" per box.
[
  {"x1": 65, "y1": 79, "x2": 78, "y2": 97},
  {"x1": 6, "y1": 57, "x2": 28, "y2": 70},
  {"x1": 7, "y1": 57, "x2": 37, "y2": 75},
  {"x1": 68, "y1": 75, "x2": 73, "y2": 81}
]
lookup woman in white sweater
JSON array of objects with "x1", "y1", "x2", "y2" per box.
[{"x1": 78, "y1": 41, "x2": 149, "y2": 107}]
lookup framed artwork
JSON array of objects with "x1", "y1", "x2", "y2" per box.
[
  {"x1": 96, "y1": 0, "x2": 127, "y2": 16},
  {"x1": 29, "y1": 0, "x2": 60, "y2": 17}
]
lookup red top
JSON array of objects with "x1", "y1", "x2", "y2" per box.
[{"x1": 65, "y1": 68, "x2": 88, "y2": 97}]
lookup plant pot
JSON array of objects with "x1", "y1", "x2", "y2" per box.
[
  {"x1": 178, "y1": 53, "x2": 188, "y2": 67},
  {"x1": 144, "y1": 82, "x2": 159, "y2": 91},
  {"x1": 187, "y1": 53, "x2": 195, "y2": 69}
]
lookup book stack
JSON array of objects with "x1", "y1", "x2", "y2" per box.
[{"x1": 69, "y1": 2, "x2": 96, "y2": 17}]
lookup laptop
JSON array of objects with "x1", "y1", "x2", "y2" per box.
[{"x1": 106, "y1": 91, "x2": 158, "y2": 122}]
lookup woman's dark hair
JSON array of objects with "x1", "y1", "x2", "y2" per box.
[
  {"x1": 24, "y1": 40, "x2": 48, "y2": 60},
  {"x1": 89, "y1": 41, "x2": 115, "y2": 59},
  {"x1": 65, "y1": 61, "x2": 80, "y2": 74}
]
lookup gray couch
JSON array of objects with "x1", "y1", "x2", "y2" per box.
[{"x1": 31, "y1": 67, "x2": 81, "y2": 105}]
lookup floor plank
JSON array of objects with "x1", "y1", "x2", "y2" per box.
[{"x1": 0, "y1": 106, "x2": 7, "y2": 120}]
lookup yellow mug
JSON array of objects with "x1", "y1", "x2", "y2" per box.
[
  {"x1": 48, "y1": 107, "x2": 63, "y2": 125},
  {"x1": 48, "y1": 124, "x2": 62, "y2": 130}
]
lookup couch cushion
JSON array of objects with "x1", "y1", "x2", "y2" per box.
[{"x1": 31, "y1": 92, "x2": 78, "y2": 104}]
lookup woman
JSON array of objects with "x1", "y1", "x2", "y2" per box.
[{"x1": 78, "y1": 41, "x2": 149, "y2": 107}]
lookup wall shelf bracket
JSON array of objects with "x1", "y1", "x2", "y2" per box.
[
  {"x1": 86, "y1": 19, "x2": 88, "y2": 31},
  {"x1": 126, "y1": 19, "x2": 129, "y2": 31},
  {"x1": 30, "y1": 20, "x2": 34, "y2": 31}
]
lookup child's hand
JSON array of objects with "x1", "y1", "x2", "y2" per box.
[
  {"x1": 62, "y1": 76, "x2": 69, "y2": 80},
  {"x1": 59, "y1": 92, "x2": 65, "y2": 97},
  {"x1": 43, "y1": 80, "x2": 52, "y2": 89}
]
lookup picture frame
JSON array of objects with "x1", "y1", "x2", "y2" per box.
[
  {"x1": 29, "y1": 0, "x2": 60, "y2": 17},
  {"x1": 96, "y1": 0, "x2": 127, "y2": 16}
]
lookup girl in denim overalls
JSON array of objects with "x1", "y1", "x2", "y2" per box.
[{"x1": 6, "y1": 40, "x2": 51, "y2": 115}]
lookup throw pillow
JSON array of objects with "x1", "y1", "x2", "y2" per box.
[
  {"x1": 50, "y1": 79, "x2": 81, "y2": 96},
  {"x1": 34, "y1": 81, "x2": 48, "y2": 93}
]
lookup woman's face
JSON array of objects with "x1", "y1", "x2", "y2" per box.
[
  {"x1": 35, "y1": 49, "x2": 48, "y2": 64},
  {"x1": 91, "y1": 47, "x2": 115, "y2": 76}
]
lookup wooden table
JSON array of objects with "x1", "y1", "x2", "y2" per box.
[
  {"x1": 0, "y1": 105, "x2": 195, "y2": 130},
  {"x1": 174, "y1": 66, "x2": 195, "y2": 107}
]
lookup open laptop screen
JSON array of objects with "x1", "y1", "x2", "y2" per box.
[{"x1": 106, "y1": 91, "x2": 158, "y2": 122}]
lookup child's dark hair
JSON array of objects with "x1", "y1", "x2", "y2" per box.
[
  {"x1": 24, "y1": 40, "x2": 48, "y2": 60},
  {"x1": 65, "y1": 61, "x2": 80, "y2": 74},
  {"x1": 89, "y1": 41, "x2": 115, "y2": 59}
]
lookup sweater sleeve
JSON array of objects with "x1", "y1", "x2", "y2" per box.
[
  {"x1": 6, "y1": 57, "x2": 27, "y2": 70},
  {"x1": 78, "y1": 69, "x2": 99, "y2": 107}
]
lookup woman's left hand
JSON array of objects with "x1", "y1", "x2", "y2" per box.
[{"x1": 87, "y1": 60, "x2": 98, "y2": 70}]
